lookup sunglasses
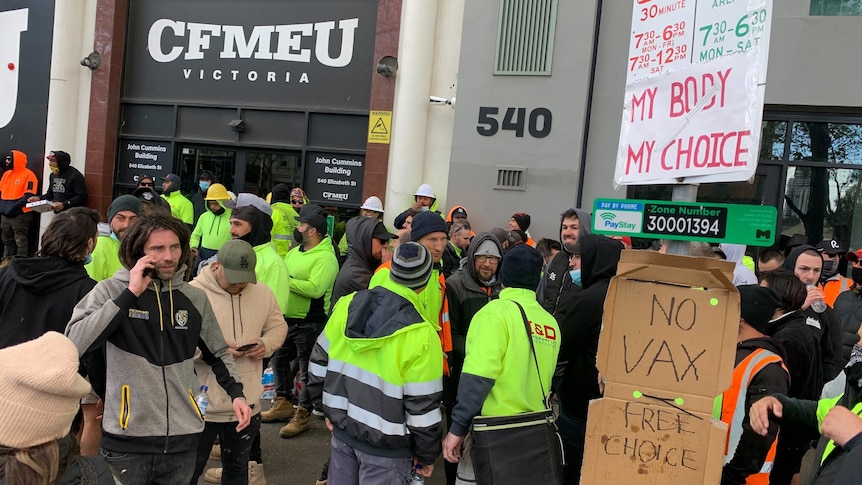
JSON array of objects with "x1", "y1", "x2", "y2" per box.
[
  {"x1": 139, "y1": 182, "x2": 154, "y2": 187},
  {"x1": 290, "y1": 199, "x2": 304, "y2": 205}
]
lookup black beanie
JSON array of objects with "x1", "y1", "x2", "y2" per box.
[
  {"x1": 500, "y1": 245, "x2": 543, "y2": 290},
  {"x1": 511, "y1": 212, "x2": 531, "y2": 231},
  {"x1": 738, "y1": 285, "x2": 782, "y2": 333},
  {"x1": 411, "y1": 211, "x2": 448, "y2": 242}
]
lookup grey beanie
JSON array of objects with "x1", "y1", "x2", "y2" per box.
[
  {"x1": 474, "y1": 239, "x2": 502, "y2": 259},
  {"x1": 108, "y1": 195, "x2": 141, "y2": 221},
  {"x1": 390, "y1": 242, "x2": 433, "y2": 289}
]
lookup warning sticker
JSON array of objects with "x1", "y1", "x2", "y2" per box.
[{"x1": 367, "y1": 110, "x2": 392, "y2": 144}]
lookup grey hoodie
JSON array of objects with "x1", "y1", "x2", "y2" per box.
[{"x1": 66, "y1": 267, "x2": 243, "y2": 454}]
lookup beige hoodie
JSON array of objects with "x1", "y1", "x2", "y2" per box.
[{"x1": 190, "y1": 265, "x2": 288, "y2": 422}]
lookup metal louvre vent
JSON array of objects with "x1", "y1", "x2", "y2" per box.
[
  {"x1": 494, "y1": 166, "x2": 527, "y2": 191},
  {"x1": 494, "y1": 0, "x2": 558, "y2": 75}
]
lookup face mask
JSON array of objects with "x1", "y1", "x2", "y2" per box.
[
  {"x1": 199, "y1": 181, "x2": 211, "y2": 191},
  {"x1": 110, "y1": 232, "x2": 120, "y2": 242},
  {"x1": 211, "y1": 206, "x2": 225, "y2": 216},
  {"x1": 84, "y1": 253, "x2": 93, "y2": 265},
  {"x1": 569, "y1": 269, "x2": 582, "y2": 286},
  {"x1": 49, "y1": 165, "x2": 60, "y2": 175},
  {"x1": 852, "y1": 267, "x2": 862, "y2": 286},
  {"x1": 821, "y1": 260, "x2": 837, "y2": 277},
  {"x1": 294, "y1": 228, "x2": 305, "y2": 244}
]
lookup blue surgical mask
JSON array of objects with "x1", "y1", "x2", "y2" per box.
[
  {"x1": 569, "y1": 269, "x2": 582, "y2": 286},
  {"x1": 84, "y1": 253, "x2": 93, "y2": 265},
  {"x1": 199, "y1": 181, "x2": 211, "y2": 191}
]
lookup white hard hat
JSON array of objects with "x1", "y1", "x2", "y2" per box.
[
  {"x1": 415, "y1": 183, "x2": 435, "y2": 198},
  {"x1": 360, "y1": 196, "x2": 384, "y2": 213}
]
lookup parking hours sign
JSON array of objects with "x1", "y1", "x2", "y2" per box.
[{"x1": 616, "y1": 0, "x2": 773, "y2": 185}]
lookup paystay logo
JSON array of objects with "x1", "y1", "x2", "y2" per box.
[{"x1": 0, "y1": 8, "x2": 28, "y2": 129}]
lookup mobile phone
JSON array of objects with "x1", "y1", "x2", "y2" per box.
[
  {"x1": 143, "y1": 267, "x2": 157, "y2": 279},
  {"x1": 235, "y1": 342, "x2": 259, "y2": 352}
]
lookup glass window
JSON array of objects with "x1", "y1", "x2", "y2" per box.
[
  {"x1": 243, "y1": 152, "x2": 302, "y2": 198},
  {"x1": 789, "y1": 121, "x2": 862, "y2": 164},
  {"x1": 810, "y1": 0, "x2": 862, "y2": 16},
  {"x1": 178, "y1": 146, "x2": 235, "y2": 195},
  {"x1": 760, "y1": 121, "x2": 786, "y2": 160},
  {"x1": 783, "y1": 166, "x2": 862, "y2": 249}
]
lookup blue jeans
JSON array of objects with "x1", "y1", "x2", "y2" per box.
[
  {"x1": 191, "y1": 414, "x2": 261, "y2": 484},
  {"x1": 272, "y1": 321, "x2": 322, "y2": 408},
  {"x1": 100, "y1": 448, "x2": 195, "y2": 485},
  {"x1": 329, "y1": 435, "x2": 411, "y2": 485},
  {"x1": 556, "y1": 404, "x2": 587, "y2": 485}
]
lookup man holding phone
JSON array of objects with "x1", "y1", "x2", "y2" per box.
[
  {"x1": 66, "y1": 214, "x2": 251, "y2": 485},
  {"x1": 190, "y1": 240, "x2": 287, "y2": 484}
]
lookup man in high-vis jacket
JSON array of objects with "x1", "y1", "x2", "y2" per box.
[
  {"x1": 308, "y1": 242, "x2": 442, "y2": 483},
  {"x1": 719, "y1": 285, "x2": 789, "y2": 485},
  {"x1": 442, "y1": 245, "x2": 560, "y2": 483},
  {"x1": 751, "y1": 341, "x2": 862, "y2": 485}
]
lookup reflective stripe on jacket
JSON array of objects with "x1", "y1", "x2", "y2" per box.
[{"x1": 721, "y1": 348, "x2": 787, "y2": 485}]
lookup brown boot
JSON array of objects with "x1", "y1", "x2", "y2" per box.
[
  {"x1": 248, "y1": 461, "x2": 266, "y2": 485},
  {"x1": 261, "y1": 396, "x2": 294, "y2": 422},
  {"x1": 203, "y1": 467, "x2": 222, "y2": 484},
  {"x1": 279, "y1": 406, "x2": 310, "y2": 438},
  {"x1": 208, "y1": 443, "x2": 221, "y2": 461}
]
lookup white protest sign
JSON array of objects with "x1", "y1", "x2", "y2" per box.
[{"x1": 616, "y1": 0, "x2": 772, "y2": 186}]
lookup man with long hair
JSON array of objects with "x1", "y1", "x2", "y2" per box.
[{"x1": 66, "y1": 214, "x2": 251, "y2": 485}]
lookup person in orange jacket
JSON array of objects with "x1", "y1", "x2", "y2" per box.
[
  {"x1": 817, "y1": 239, "x2": 853, "y2": 307},
  {"x1": 0, "y1": 150, "x2": 38, "y2": 258}
]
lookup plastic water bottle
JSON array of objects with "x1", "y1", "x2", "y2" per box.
[
  {"x1": 261, "y1": 367, "x2": 275, "y2": 401},
  {"x1": 806, "y1": 284, "x2": 828, "y2": 313},
  {"x1": 195, "y1": 385, "x2": 209, "y2": 418},
  {"x1": 409, "y1": 466, "x2": 425, "y2": 484}
]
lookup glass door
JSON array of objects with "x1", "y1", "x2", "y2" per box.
[{"x1": 178, "y1": 146, "x2": 237, "y2": 195}]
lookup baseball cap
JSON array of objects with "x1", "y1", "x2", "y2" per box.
[
  {"x1": 371, "y1": 221, "x2": 397, "y2": 241},
  {"x1": 295, "y1": 203, "x2": 329, "y2": 234},
  {"x1": 817, "y1": 239, "x2": 844, "y2": 256},
  {"x1": 163, "y1": 173, "x2": 181, "y2": 184},
  {"x1": 846, "y1": 249, "x2": 862, "y2": 262},
  {"x1": 217, "y1": 240, "x2": 257, "y2": 284}
]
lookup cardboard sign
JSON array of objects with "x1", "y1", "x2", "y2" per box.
[{"x1": 581, "y1": 251, "x2": 738, "y2": 484}]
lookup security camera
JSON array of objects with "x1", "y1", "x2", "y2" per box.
[{"x1": 80, "y1": 52, "x2": 101, "y2": 70}]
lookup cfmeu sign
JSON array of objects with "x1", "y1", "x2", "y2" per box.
[{"x1": 0, "y1": 8, "x2": 28, "y2": 129}]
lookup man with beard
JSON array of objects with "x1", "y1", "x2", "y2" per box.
[
  {"x1": 443, "y1": 232, "x2": 503, "y2": 485},
  {"x1": 65, "y1": 213, "x2": 251, "y2": 485},
  {"x1": 263, "y1": 203, "x2": 338, "y2": 438},
  {"x1": 86, "y1": 195, "x2": 141, "y2": 281},
  {"x1": 330, "y1": 216, "x2": 397, "y2": 308},
  {"x1": 442, "y1": 222, "x2": 472, "y2": 279},
  {"x1": 160, "y1": 173, "x2": 193, "y2": 229},
  {"x1": 537, "y1": 208, "x2": 592, "y2": 314},
  {"x1": 553, "y1": 234, "x2": 623, "y2": 483}
]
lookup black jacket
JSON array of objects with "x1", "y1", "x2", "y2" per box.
[
  {"x1": 330, "y1": 216, "x2": 380, "y2": 310},
  {"x1": 445, "y1": 232, "x2": 503, "y2": 377},
  {"x1": 190, "y1": 170, "x2": 214, "y2": 224},
  {"x1": 0, "y1": 256, "x2": 96, "y2": 349},
  {"x1": 721, "y1": 338, "x2": 790, "y2": 485},
  {"x1": 831, "y1": 288, "x2": 862, "y2": 363},
  {"x1": 782, "y1": 245, "x2": 843, "y2": 381},
  {"x1": 441, "y1": 242, "x2": 464, "y2": 279},
  {"x1": 553, "y1": 234, "x2": 622, "y2": 419},
  {"x1": 537, "y1": 208, "x2": 591, "y2": 313},
  {"x1": 41, "y1": 155, "x2": 87, "y2": 209}
]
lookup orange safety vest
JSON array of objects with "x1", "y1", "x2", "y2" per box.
[
  {"x1": 720, "y1": 349, "x2": 788, "y2": 485},
  {"x1": 820, "y1": 275, "x2": 853, "y2": 308}
]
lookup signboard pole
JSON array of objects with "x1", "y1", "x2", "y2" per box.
[{"x1": 666, "y1": 184, "x2": 697, "y2": 256}]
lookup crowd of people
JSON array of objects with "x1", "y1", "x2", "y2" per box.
[{"x1": 1, "y1": 168, "x2": 862, "y2": 485}]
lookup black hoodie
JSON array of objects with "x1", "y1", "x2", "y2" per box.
[
  {"x1": 0, "y1": 256, "x2": 96, "y2": 348},
  {"x1": 270, "y1": 183, "x2": 292, "y2": 204},
  {"x1": 330, "y1": 217, "x2": 381, "y2": 310},
  {"x1": 721, "y1": 337, "x2": 790, "y2": 485},
  {"x1": 782, "y1": 244, "x2": 845, "y2": 381},
  {"x1": 537, "y1": 208, "x2": 592, "y2": 313},
  {"x1": 232, "y1": 205, "x2": 273, "y2": 248},
  {"x1": 42, "y1": 151, "x2": 87, "y2": 209},
  {"x1": 554, "y1": 234, "x2": 622, "y2": 420}
]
